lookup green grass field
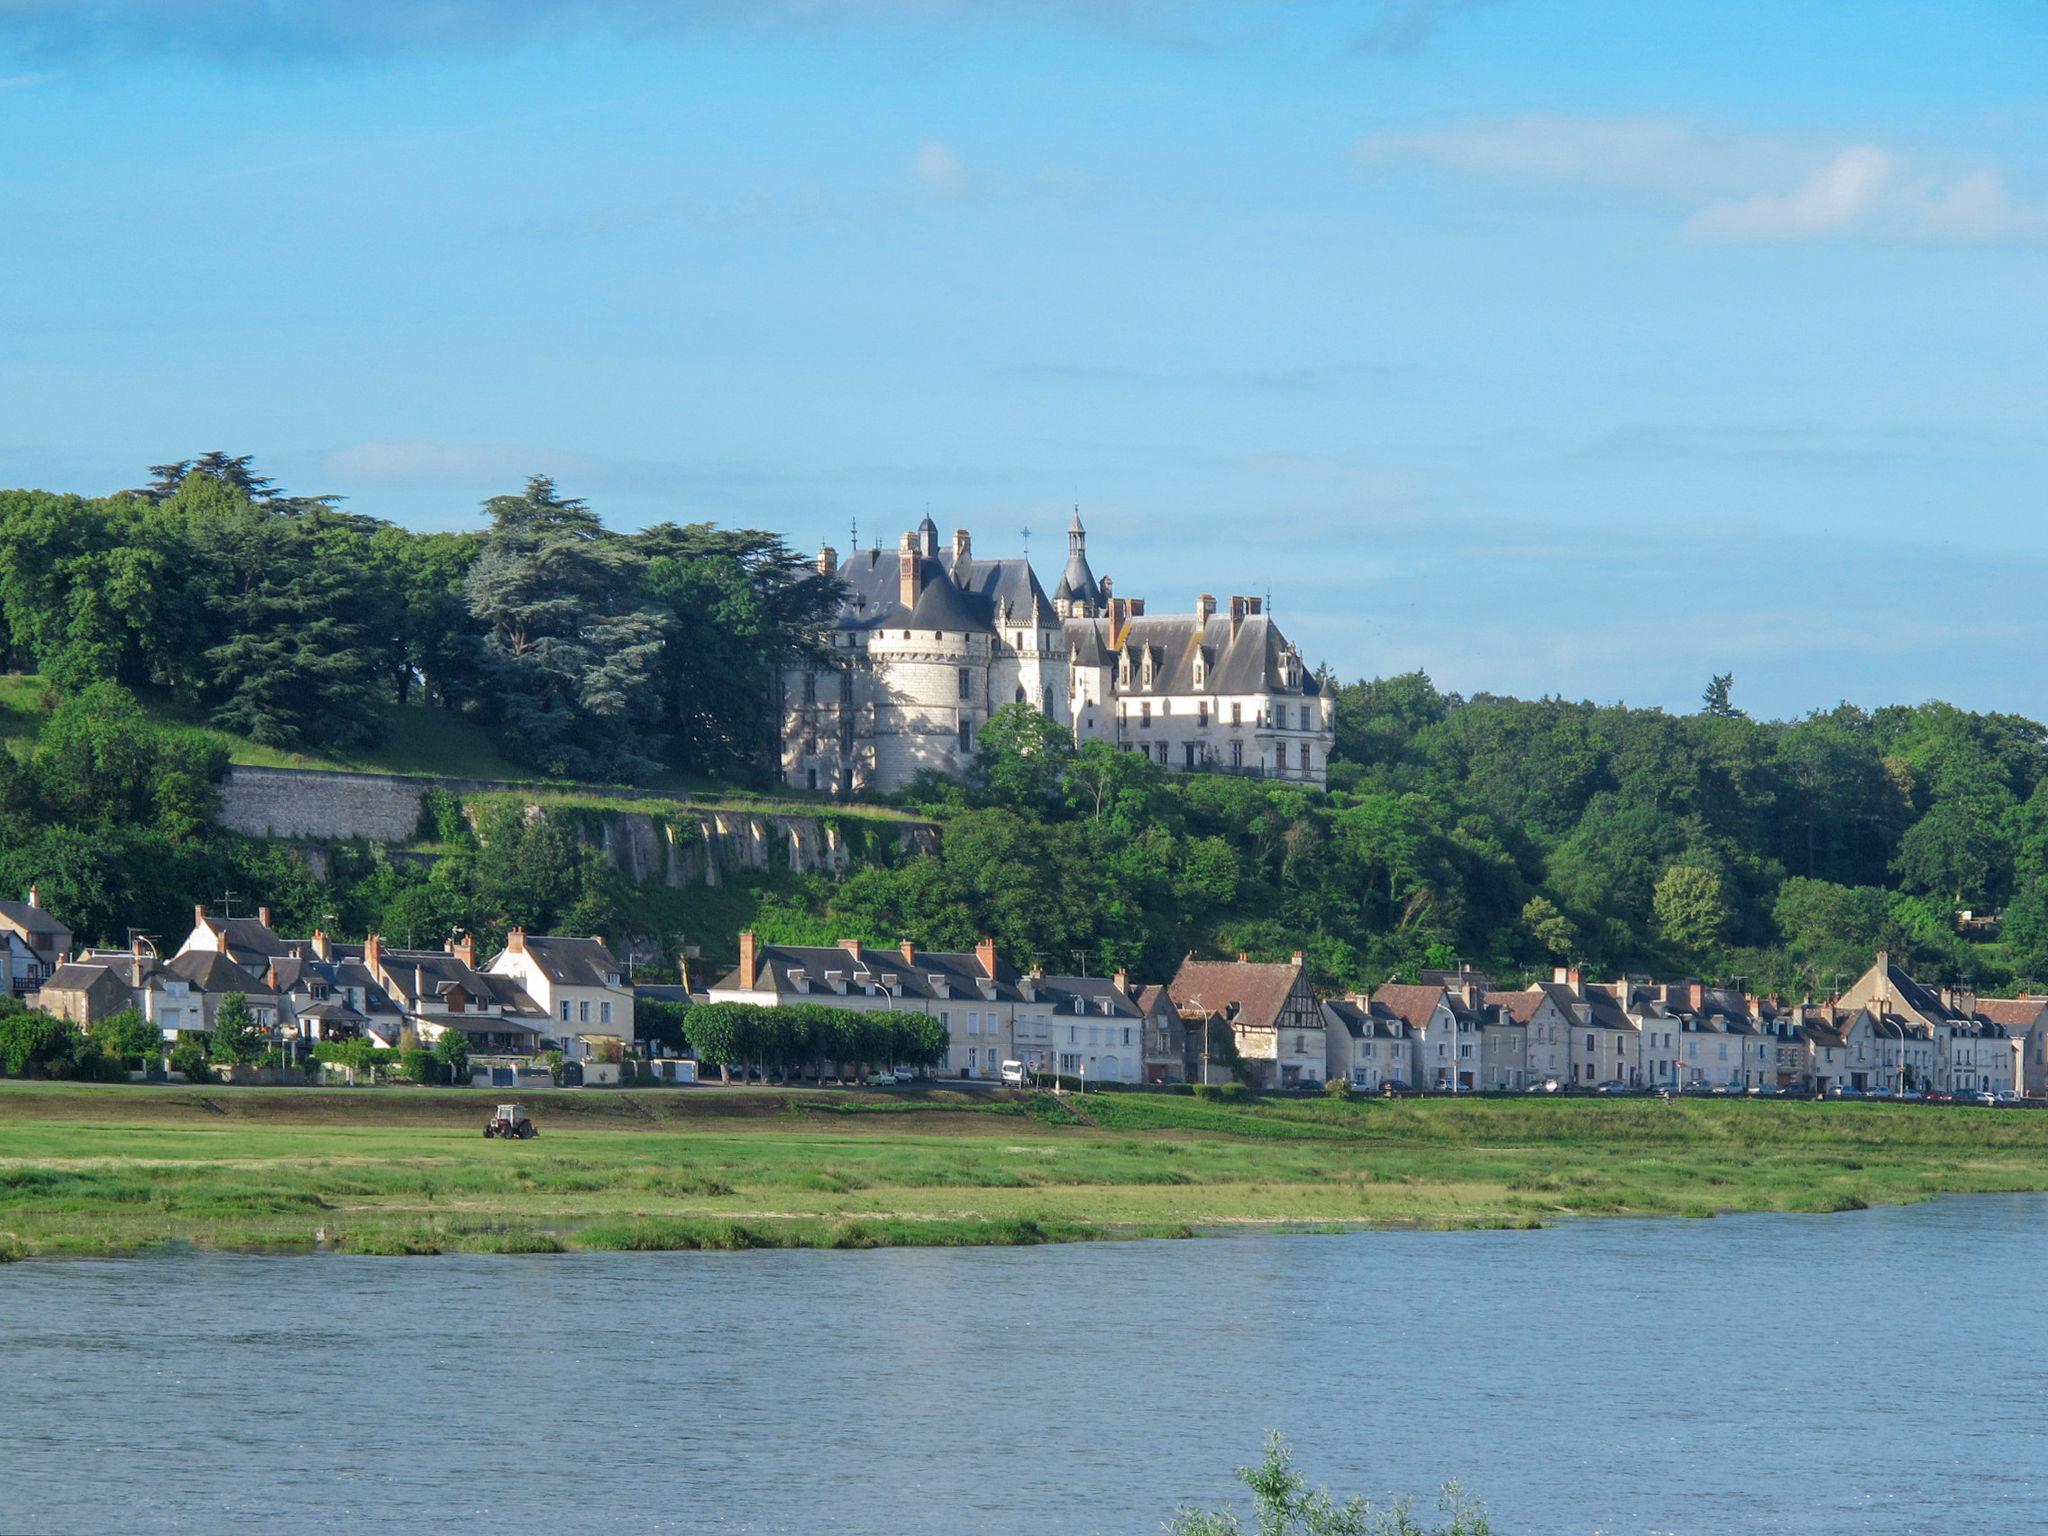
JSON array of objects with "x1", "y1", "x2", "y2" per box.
[{"x1": 3, "y1": 1082, "x2": 2045, "y2": 1260}]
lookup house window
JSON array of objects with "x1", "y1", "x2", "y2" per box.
[
  {"x1": 600, "y1": 1001, "x2": 612, "y2": 1025},
  {"x1": 1068, "y1": 1025, "x2": 1077, "y2": 1044},
  {"x1": 1156, "y1": 743, "x2": 1168, "y2": 766},
  {"x1": 968, "y1": 1047, "x2": 978, "y2": 1070},
  {"x1": 958, "y1": 718, "x2": 972, "y2": 752},
  {"x1": 1232, "y1": 702, "x2": 1242, "y2": 726},
  {"x1": 579, "y1": 1000, "x2": 590, "y2": 1024},
  {"x1": 561, "y1": 1001, "x2": 572, "y2": 1023},
  {"x1": 1275, "y1": 742, "x2": 1288, "y2": 771},
  {"x1": 1060, "y1": 1053, "x2": 1080, "y2": 1074},
  {"x1": 958, "y1": 668, "x2": 971, "y2": 699},
  {"x1": 1140, "y1": 702, "x2": 1151, "y2": 729},
  {"x1": 1197, "y1": 703, "x2": 1209, "y2": 726},
  {"x1": 1231, "y1": 741, "x2": 1243, "y2": 768},
  {"x1": 806, "y1": 768, "x2": 818, "y2": 790},
  {"x1": 1184, "y1": 743, "x2": 1198, "y2": 768},
  {"x1": 968, "y1": 1013, "x2": 979, "y2": 1034},
  {"x1": 1122, "y1": 1027, "x2": 1131, "y2": 1046}
]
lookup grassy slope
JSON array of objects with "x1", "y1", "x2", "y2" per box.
[
  {"x1": 2, "y1": 1083, "x2": 2045, "y2": 1260},
  {"x1": 0, "y1": 673, "x2": 917, "y2": 820}
]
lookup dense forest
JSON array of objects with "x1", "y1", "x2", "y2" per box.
[
  {"x1": 0, "y1": 454, "x2": 839, "y2": 780},
  {"x1": 2, "y1": 455, "x2": 2045, "y2": 1003}
]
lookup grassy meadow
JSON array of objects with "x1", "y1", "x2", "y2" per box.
[{"x1": 2, "y1": 1082, "x2": 2046, "y2": 1260}]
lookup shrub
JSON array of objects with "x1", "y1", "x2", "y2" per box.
[
  {"x1": 1323, "y1": 1078, "x2": 1352, "y2": 1099},
  {"x1": 398, "y1": 1046, "x2": 439, "y2": 1084},
  {"x1": 168, "y1": 1036, "x2": 212, "y2": 1081}
]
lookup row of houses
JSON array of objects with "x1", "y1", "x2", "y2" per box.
[
  {"x1": 18, "y1": 898, "x2": 635, "y2": 1066},
  {"x1": 5, "y1": 877, "x2": 2040, "y2": 1099},
  {"x1": 712, "y1": 934, "x2": 2047, "y2": 1098}
]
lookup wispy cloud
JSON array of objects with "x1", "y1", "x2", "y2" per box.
[
  {"x1": 911, "y1": 139, "x2": 969, "y2": 199},
  {"x1": 1357, "y1": 113, "x2": 2048, "y2": 244},
  {"x1": 1348, "y1": 0, "x2": 1497, "y2": 59}
]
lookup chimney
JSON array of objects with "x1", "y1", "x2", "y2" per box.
[
  {"x1": 953, "y1": 528, "x2": 971, "y2": 566},
  {"x1": 817, "y1": 544, "x2": 838, "y2": 577},
  {"x1": 27, "y1": 884, "x2": 40, "y2": 909},
  {"x1": 506, "y1": 927, "x2": 526, "y2": 953},
  {"x1": 739, "y1": 930, "x2": 759, "y2": 990},
  {"x1": 1113, "y1": 967, "x2": 1129, "y2": 995},
  {"x1": 975, "y1": 937, "x2": 998, "y2": 979},
  {"x1": 1688, "y1": 981, "x2": 1704, "y2": 1012},
  {"x1": 194, "y1": 903, "x2": 206, "y2": 929},
  {"x1": 900, "y1": 939, "x2": 916, "y2": 966},
  {"x1": 898, "y1": 533, "x2": 922, "y2": 610},
  {"x1": 414, "y1": 964, "x2": 426, "y2": 1007},
  {"x1": 266, "y1": 961, "x2": 281, "y2": 991},
  {"x1": 1229, "y1": 596, "x2": 1247, "y2": 640},
  {"x1": 1237, "y1": 951, "x2": 1250, "y2": 964},
  {"x1": 1551, "y1": 965, "x2": 1583, "y2": 994},
  {"x1": 838, "y1": 937, "x2": 863, "y2": 962},
  {"x1": 311, "y1": 928, "x2": 332, "y2": 961},
  {"x1": 1196, "y1": 594, "x2": 1215, "y2": 625},
  {"x1": 449, "y1": 931, "x2": 475, "y2": 968},
  {"x1": 364, "y1": 933, "x2": 382, "y2": 975},
  {"x1": 1290, "y1": 950, "x2": 1305, "y2": 968},
  {"x1": 258, "y1": 906, "x2": 273, "y2": 930}
]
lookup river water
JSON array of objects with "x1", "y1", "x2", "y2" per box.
[{"x1": 4, "y1": 1195, "x2": 2044, "y2": 1534}]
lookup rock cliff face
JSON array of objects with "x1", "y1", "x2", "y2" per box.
[{"x1": 215, "y1": 765, "x2": 936, "y2": 884}]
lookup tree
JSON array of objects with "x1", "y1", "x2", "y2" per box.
[
  {"x1": 681, "y1": 1001, "x2": 748, "y2": 1083},
  {"x1": 0, "y1": 1008, "x2": 86, "y2": 1077},
  {"x1": 466, "y1": 476, "x2": 667, "y2": 779},
  {"x1": 89, "y1": 1007, "x2": 163, "y2": 1069},
  {"x1": 1652, "y1": 864, "x2": 1730, "y2": 955},
  {"x1": 974, "y1": 702, "x2": 1075, "y2": 810},
  {"x1": 632, "y1": 523, "x2": 842, "y2": 779},
  {"x1": 209, "y1": 994, "x2": 264, "y2": 1065},
  {"x1": 1701, "y1": 673, "x2": 1743, "y2": 718},
  {"x1": 432, "y1": 1026, "x2": 471, "y2": 1084},
  {"x1": 1167, "y1": 1434, "x2": 1490, "y2": 1536},
  {"x1": 1891, "y1": 801, "x2": 2004, "y2": 908},
  {"x1": 1521, "y1": 896, "x2": 1577, "y2": 960}
]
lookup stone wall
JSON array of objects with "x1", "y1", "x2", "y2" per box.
[
  {"x1": 218, "y1": 765, "x2": 430, "y2": 843},
  {"x1": 215, "y1": 765, "x2": 936, "y2": 887}
]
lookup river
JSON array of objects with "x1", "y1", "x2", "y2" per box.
[{"x1": 4, "y1": 1194, "x2": 2044, "y2": 1533}]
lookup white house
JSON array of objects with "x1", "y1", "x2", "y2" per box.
[{"x1": 488, "y1": 930, "x2": 635, "y2": 1058}]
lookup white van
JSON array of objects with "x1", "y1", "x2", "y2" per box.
[{"x1": 1000, "y1": 1059, "x2": 1027, "y2": 1085}]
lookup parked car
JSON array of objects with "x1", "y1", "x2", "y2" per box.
[
  {"x1": 865, "y1": 1072, "x2": 898, "y2": 1087},
  {"x1": 892, "y1": 1064, "x2": 916, "y2": 1083},
  {"x1": 1525, "y1": 1078, "x2": 1560, "y2": 1094},
  {"x1": 1000, "y1": 1059, "x2": 1027, "y2": 1085},
  {"x1": 1966, "y1": 1091, "x2": 1998, "y2": 1106},
  {"x1": 1922, "y1": 1090, "x2": 1953, "y2": 1105},
  {"x1": 1993, "y1": 1092, "x2": 2024, "y2": 1107},
  {"x1": 1594, "y1": 1080, "x2": 1630, "y2": 1094}
]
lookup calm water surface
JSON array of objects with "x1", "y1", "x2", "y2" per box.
[{"x1": 4, "y1": 1196, "x2": 2045, "y2": 1534}]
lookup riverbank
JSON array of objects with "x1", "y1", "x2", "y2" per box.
[{"x1": 3, "y1": 1082, "x2": 2046, "y2": 1259}]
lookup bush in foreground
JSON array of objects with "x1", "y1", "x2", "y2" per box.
[{"x1": 1168, "y1": 1434, "x2": 1489, "y2": 1536}]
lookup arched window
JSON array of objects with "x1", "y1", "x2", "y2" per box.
[{"x1": 1015, "y1": 685, "x2": 1026, "y2": 703}]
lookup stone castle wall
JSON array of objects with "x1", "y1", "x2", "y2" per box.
[{"x1": 215, "y1": 765, "x2": 933, "y2": 886}]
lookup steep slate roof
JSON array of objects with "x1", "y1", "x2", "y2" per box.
[
  {"x1": 714, "y1": 942, "x2": 1022, "y2": 1002},
  {"x1": 1326, "y1": 996, "x2": 1411, "y2": 1039},
  {"x1": 1054, "y1": 513, "x2": 1104, "y2": 611},
  {"x1": 1065, "y1": 610, "x2": 1317, "y2": 699},
  {"x1": 827, "y1": 545, "x2": 1055, "y2": 635},
  {"x1": 166, "y1": 950, "x2": 279, "y2": 997},
  {"x1": 504, "y1": 935, "x2": 623, "y2": 988},
  {"x1": 376, "y1": 949, "x2": 544, "y2": 1015},
  {"x1": 1168, "y1": 957, "x2": 1307, "y2": 1032},
  {"x1": 38, "y1": 961, "x2": 127, "y2": 995},
  {"x1": 0, "y1": 899, "x2": 71, "y2": 955}
]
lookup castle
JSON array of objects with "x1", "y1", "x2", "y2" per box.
[{"x1": 778, "y1": 513, "x2": 1335, "y2": 796}]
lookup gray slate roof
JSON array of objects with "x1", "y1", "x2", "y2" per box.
[
  {"x1": 1064, "y1": 611, "x2": 1317, "y2": 698},
  {"x1": 503, "y1": 935, "x2": 623, "y2": 989},
  {"x1": 829, "y1": 546, "x2": 1055, "y2": 634}
]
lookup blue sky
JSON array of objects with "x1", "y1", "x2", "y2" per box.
[{"x1": 4, "y1": 1, "x2": 2045, "y2": 719}]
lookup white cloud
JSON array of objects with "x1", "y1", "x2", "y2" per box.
[
  {"x1": 1358, "y1": 114, "x2": 2048, "y2": 245},
  {"x1": 911, "y1": 140, "x2": 968, "y2": 198}
]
